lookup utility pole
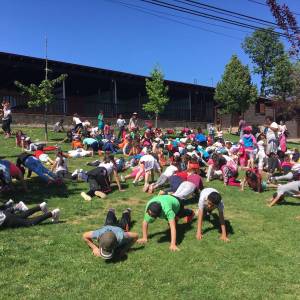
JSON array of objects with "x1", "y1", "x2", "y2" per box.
[{"x1": 44, "y1": 36, "x2": 49, "y2": 141}]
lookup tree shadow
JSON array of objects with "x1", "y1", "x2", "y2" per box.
[
  {"x1": 148, "y1": 219, "x2": 196, "y2": 245},
  {"x1": 202, "y1": 213, "x2": 234, "y2": 235},
  {"x1": 1, "y1": 177, "x2": 84, "y2": 205}
]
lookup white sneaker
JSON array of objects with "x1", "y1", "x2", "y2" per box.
[
  {"x1": 71, "y1": 169, "x2": 79, "y2": 177},
  {"x1": 15, "y1": 201, "x2": 28, "y2": 212},
  {"x1": 6, "y1": 199, "x2": 15, "y2": 207},
  {"x1": 81, "y1": 192, "x2": 92, "y2": 201},
  {"x1": 94, "y1": 191, "x2": 107, "y2": 199},
  {"x1": 40, "y1": 202, "x2": 48, "y2": 213},
  {"x1": 51, "y1": 208, "x2": 60, "y2": 223}
]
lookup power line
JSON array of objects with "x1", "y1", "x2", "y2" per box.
[
  {"x1": 176, "y1": 0, "x2": 279, "y2": 27},
  {"x1": 108, "y1": 0, "x2": 244, "y2": 40},
  {"x1": 138, "y1": 0, "x2": 291, "y2": 38},
  {"x1": 247, "y1": 0, "x2": 300, "y2": 17},
  {"x1": 111, "y1": 0, "x2": 253, "y2": 35}
]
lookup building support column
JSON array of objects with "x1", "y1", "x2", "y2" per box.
[{"x1": 189, "y1": 90, "x2": 192, "y2": 122}]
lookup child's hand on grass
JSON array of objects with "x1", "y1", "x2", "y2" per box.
[
  {"x1": 196, "y1": 232, "x2": 203, "y2": 240},
  {"x1": 169, "y1": 244, "x2": 180, "y2": 252},
  {"x1": 137, "y1": 238, "x2": 148, "y2": 244},
  {"x1": 220, "y1": 235, "x2": 230, "y2": 242},
  {"x1": 93, "y1": 248, "x2": 101, "y2": 257}
]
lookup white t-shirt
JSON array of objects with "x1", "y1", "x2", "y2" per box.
[
  {"x1": 198, "y1": 188, "x2": 224, "y2": 212},
  {"x1": 99, "y1": 162, "x2": 114, "y2": 176},
  {"x1": 257, "y1": 140, "x2": 265, "y2": 152},
  {"x1": 0, "y1": 211, "x2": 6, "y2": 226},
  {"x1": 140, "y1": 154, "x2": 160, "y2": 172},
  {"x1": 55, "y1": 157, "x2": 68, "y2": 172},
  {"x1": 2, "y1": 108, "x2": 11, "y2": 120},
  {"x1": 266, "y1": 122, "x2": 278, "y2": 141},
  {"x1": 68, "y1": 149, "x2": 90, "y2": 158},
  {"x1": 73, "y1": 117, "x2": 82, "y2": 125},
  {"x1": 116, "y1": 118, "x2": 126, "y2": 128},
  {"x1": 163, "y1": 165, "x2": 178, "y2": 177}
]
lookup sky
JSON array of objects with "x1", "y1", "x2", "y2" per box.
[{"x1": 1, "y1": 0, "x2": 299, "y2": 88}]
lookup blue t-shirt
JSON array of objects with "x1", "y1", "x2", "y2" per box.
[
  {"x1": 91, "y1": 225, "x2": 127, "y2": 247},
  {"x1": 83, "y1": 138, "x2": 97, "y2": 145},
  {"x1": 195, "y1": 133, "x2": 207, "y2": 143}
]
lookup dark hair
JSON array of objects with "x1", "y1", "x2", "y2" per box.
[
  {"x1": 37, "y1": 144, "x2": 44, "y2": 151},
  {"x1": 246, "y1": 170, "x2": 258, "y2": 181},
  {"x1": 265, "y1": 116, "x2": 273, "y2": 122},
  {"x1": 207, "y1": 192, "x2": 222, "y2": 206},
  {"x1": 147, "y1": 202, "x2": 162, "y2": 218}
]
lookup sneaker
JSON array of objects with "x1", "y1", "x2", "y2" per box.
[
  {"x1": 39, "y1": 202, "x2": 48, "y2": 213},
  {"x1": 132, "y1": 181, "x2": 138, "y2": 187},
  {"x1": 6, "y1": 199, "x2": 14, "y2": 207},
  {"x1": 81, "y1": 192, "x2": 92, "y2": 201},
  {"x1": 183, "y1": 210, "x2": 195, "y2": 224},
  {"x1": 15, "y1": 201, "x2": 28, "y2": 212},
  {"x1": 94, "y1": 191, "x2": 107, "y2": 199},
  {"x1": 71, "y1": 169, "x2": 79, "y2": 177},
  {"x1": 51, "y1": 208, "x2": 60, "y2": 223}
]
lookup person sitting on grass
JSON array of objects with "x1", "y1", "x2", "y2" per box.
[
  {"x1": 137, "y1": 195, "x2": 195, "y2": 251},
  {"x1": 82, "y1": 208, "x2": 138, "y2": 259},
  {"x1": 53, "y1": 119, "x2": 65, "y2": 132},
  {"x1": 196, "y1": 188, "x2": 229, "y2": 242},
  {"x1": 0, "y1": 200, "x2": 60, "y2": 229},
  {"x1": 268, "y1": 180, "x2": 300, "y2": 207}
]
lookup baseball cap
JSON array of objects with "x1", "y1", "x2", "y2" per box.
[{"x1": 98, "y1": 231, "x2": 118, "y2": 260}]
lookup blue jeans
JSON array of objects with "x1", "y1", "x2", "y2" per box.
[{"x1": 25, "y1": 156, "x2": 56, "y2": 182}]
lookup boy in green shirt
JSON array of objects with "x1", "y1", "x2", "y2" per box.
[{"x1": 137, "y1": 195, "x2": 194, "y2": 251}]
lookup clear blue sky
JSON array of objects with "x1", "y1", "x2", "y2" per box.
[{"x1": 1, "y1": 0, "x2": 299, "y2": 87}]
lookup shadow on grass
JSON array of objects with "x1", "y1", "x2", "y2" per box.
[
  {"x1": 279, "y1": 201, "x2": 300, "y2": 206},
  {"x1": 148, "y1": 220, "x2": 196, "y2": 245},
  {"x1": 106, "y1": 245, "x2": 145, "y2": 264},
  {"x1": 1, "y1": 177, "x2": 84, "y2": 205},
  {"x1": 202, "y1": 213, "x2": 234, "y2": 235}
]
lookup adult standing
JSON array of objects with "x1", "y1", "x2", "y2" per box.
[
  {"x1": 116, "y1": 114, "x2": 126, "y2": 140},
  {"x1": 264, "y1": 116, "x2": 279, "y2": 155},
  {"x1": 1, "y1": 100, "x2": 12, "y2": 138},
  {"x1": 128, "y1": 112, "x2": 138, "y2": 132},
  {"x1": 97, "y1": 111, "x2": 104, "y2": 133},
  {"x1": 238, "y1": 115, "x2": 246, "y2": 138}
]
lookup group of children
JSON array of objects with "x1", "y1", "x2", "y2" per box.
[{"x1": 1, "y1": 112, "x2": 300, "y2": 261}]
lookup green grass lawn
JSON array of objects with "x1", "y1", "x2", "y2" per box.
[{"x1": 0, "y1": 128, "x2": 299, "y2": 299}]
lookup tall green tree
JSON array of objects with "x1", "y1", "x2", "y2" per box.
[
  {"x1": 242, "y1": 28, "x2": 284, "y2": 96},
  {"x1": 269, "y1": 53, "x2": 295, "y2": 101},
  {"x1": 143, "y1": 66, "x2": 169, "y2": 128},
  {"x1": 15, "y1": 74, "x2": 67, "y2": 141},
  {"x1": 214, "y1": 55, "x2": 257, "y2": 123}
]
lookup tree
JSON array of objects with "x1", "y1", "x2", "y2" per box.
[
  {"x1": 242, "y1": 28, "x2": 285, "y2": 96},
  {"x1": 269, "y1": 53, "x2": 295, "y2": 101},
  {"x1": 143, "y1": 66, "x2": 169, "y2": 128},
  {"x1": 15, "y1": 74, "x2": 67, "y2": 141},
  {"x1": 266, "y1": 0, "x2": 300, "y2": 57},
  {"x1": 214, "y1": 55, "x2": 257, "y2": 124}
]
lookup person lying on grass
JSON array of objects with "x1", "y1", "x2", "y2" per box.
[
  {"x1": 82, "y1": 208, "x2": 138, "y2": 259},
  {"x1": 268, "y1": 180, "x2": 300, "y2": 207},
  {"x1": 137, "y1": 195, "x2": 195, "y2": 251},
  {"x1": 196, "y1": 188, "x2": 229, "y2": 242},
  {"x1": 0, "y1": 200, "x2": 60, "y2": 229}
]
